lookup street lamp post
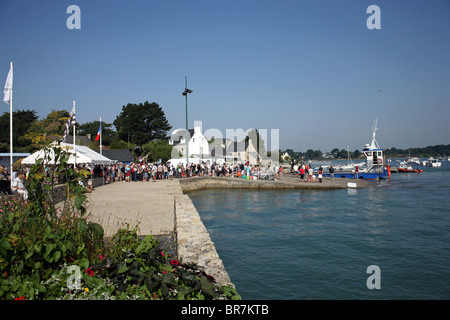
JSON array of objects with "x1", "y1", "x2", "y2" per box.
[{"x1": 182, "y1": 76, "x2": 193, "y2": 166}]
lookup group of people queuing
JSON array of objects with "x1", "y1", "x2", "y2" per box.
[
  {"x1": 291, "y1": 163, "x2": 327, "y2": 183},
  {"x1": 96, "y1": 161, "x2": 286, "y2": 183}
]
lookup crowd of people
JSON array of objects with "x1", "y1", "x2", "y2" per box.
[
  {"x1": 1, "y1": 159, "x2": 330, "y2": 201},
  {"x1": 291, "y1": 163, "x2": 329, "y2": 183},
  {"x1": 95, "y1": 161, "x2": 285, "y2": 183}
]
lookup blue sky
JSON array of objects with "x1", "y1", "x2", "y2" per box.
[{"x1": 1, "y1": 0, "x2": 449, "y2": 152}]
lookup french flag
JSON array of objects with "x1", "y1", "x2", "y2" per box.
[{"x1": 95, "y1": 121, "x2": 101, "y2": 142}]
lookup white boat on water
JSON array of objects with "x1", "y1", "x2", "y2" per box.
[
  {"x1": 422, "y1": 157, "x2": 442, "y2": 167},
  {"x1": 406, "y1": 157, "x2": 421, "y2": 165}
]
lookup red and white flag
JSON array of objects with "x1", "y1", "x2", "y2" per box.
[{"x1": 95, "y1": 121, "x2": 101, "y2": 142}]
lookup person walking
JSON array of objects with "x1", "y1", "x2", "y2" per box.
[
  {"x1": 329, "y1": 165, "x2": 335, "y2": 180},
  {"x1": 308, "y1": 166, "x2": 314, "y2": 183}
]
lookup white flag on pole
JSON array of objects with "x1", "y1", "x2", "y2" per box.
[
  {"x1": 3, "y1": 63, "x2": 13, "y2": 104},
  {"x1": 63, "y1": 104, "x2": 76, "y2": 141}
]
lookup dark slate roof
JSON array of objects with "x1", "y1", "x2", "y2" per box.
[
  {"x1": 171, "y1": 129, "x2": 195, "y2": 146},
  {"x1": 101, "y1": 149, "x2": 133, "y2": 162}
]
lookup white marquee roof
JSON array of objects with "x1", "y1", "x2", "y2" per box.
[{"x1": 21, "y1": 141, "x2": 114, "y2": 165}]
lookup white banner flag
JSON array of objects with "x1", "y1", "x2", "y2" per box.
[
  {"x1": 62, "y1": 104, "x2": 76, "y2": 140},
  {"x1": 3, "y1": 63, "x2": 13, "y2": 104}
]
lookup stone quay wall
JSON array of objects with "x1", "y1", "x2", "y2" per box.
[{"x1": 175, "y1": 193, "x2": 234, "y2": 289}]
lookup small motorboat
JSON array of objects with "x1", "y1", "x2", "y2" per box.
[
  {"x1": 422, "y1": 157, "x2": 441, "y2": 167},
  {"x1": 397, "y1": 161, "x2": 423, "y2": 173}
]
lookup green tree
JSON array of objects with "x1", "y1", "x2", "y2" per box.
[
  {"x1": 314, "y1": 150, "x2": 323, "y2": 159},
  {"x1": 305, "y1": 149, "x2": 315, "y2": 159},
  {"x1": 331, "y1": 148, "x2": 340, "y2": 158},
  {"x1": 77, "y1": 120, "x2": 118, "y2": 147},
  {"x1": 110, "y1": 140, "x2": 129, "y2": 150},
  {"x1": 0, "y1": 109, "x2": 38, "y2": 152},
  {"x1": 142, "y1": 140, "x2": 173, "y2": 163},
  {"x1": 353, "y1": 149, "x2": 362, "y2": 158},
  {"x1": 338, "y1": 149, "x2": 348, "y2": 159},
  {"x1": 113, "y1": 101, "x2": 172, "y2": 147},
  {"x1": 23, "y1": 110, "x2": 70, "y2": 151}
]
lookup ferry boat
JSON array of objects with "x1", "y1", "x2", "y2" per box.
[{"x1": 321, "y1": 120, "x2": 389, "y2": 180}]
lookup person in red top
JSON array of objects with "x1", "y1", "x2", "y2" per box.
[{"x1": 299, "y1": 166, "x2": 305, "y2": 182}]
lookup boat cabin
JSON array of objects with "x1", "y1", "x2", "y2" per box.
[{"x1": 362, "y1": 145, "x2": 384, "y2": 168}]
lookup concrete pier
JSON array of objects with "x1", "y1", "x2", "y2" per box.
[
  {"x1": 85, "y1": 179, "x2": 234, "y2": 287},
  {"x1": 179, "y1": 174, "x2": 371, "y2": 193}
]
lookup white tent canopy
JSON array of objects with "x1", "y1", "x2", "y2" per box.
[{"x1": 21, "y1": 141, "x2": 114, "y2": 165}]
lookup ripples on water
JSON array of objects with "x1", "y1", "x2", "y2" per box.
[{"x1": 189, "y1": 163, "x2": 450, "y2": 299}]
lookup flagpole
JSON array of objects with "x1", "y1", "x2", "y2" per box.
[
  {"x1": 9, "y1": 62, "x2": 13, "y2": 178},
  {"x1": 73, "y1": 100, "x2": 76, "y2": 167},
  {"x1": 99, "y1": 117, "x2": 102, "y2": 155}
]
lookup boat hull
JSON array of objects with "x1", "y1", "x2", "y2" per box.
[{"x1": 322, "y1": 169, "x2": 389, "y2": 180}]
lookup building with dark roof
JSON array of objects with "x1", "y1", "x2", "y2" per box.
[{"x1": 101, "y1": 149, "x2": 133, "y2": 163}]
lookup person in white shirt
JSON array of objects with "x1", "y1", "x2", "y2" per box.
[{"x1": 12, "y1": 171, "x2": 28, "y2": 200}]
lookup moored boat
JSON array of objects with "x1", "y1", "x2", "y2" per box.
[
  {"x1": 422, "y1": 157, "x2": 441, "y2": 167},
  {"x1": 406, "y1": 157, "x2": 421, "y2": 165},
  {"x1": 321, "y1": 120, "x2": 389, "y2": 179},
  {"x1": 397, "y1": 161, "x2": 423, "y2": 173}
]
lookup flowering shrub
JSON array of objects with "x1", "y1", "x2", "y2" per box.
[{"x1": 0, "y1": 144, "x2": 240, "y2": 300}]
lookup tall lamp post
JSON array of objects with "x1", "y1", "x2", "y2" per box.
[{"x1": 182, "y1": 76, "x2": 193, "y2": 166}]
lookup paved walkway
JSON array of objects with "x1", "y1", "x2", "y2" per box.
[{"x1": 86, "y1": 179, "x2": 183, "y2": 238}]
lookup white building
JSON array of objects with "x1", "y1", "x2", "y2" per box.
[{"x1": 169, "y1": 121, "x2": 210, "y2": 160}]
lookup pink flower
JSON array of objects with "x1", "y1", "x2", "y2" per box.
[
  {"x1": 99, "y1": 254, "x2": 105, "y2": 261},
  {"x1": 162, "y1": 271, "x2": 167, "y2": 274},
  {"x1": 85, "y1": 268, "x2": 94, "y2": 276},
  {"x1": 161, "y1": 251, "x2": 165, "y2": 257},
  {"x1": 170, "y1": 259, "x2": 179, "y2": 266}
]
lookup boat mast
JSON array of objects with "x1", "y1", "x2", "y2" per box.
[{"x1": 370, "y1": 119, "x2": 380, "y2": 149}]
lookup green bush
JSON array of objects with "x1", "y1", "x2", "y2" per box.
[{"x1": 0, "y1": 143, "x2": 240, "y2": 300}]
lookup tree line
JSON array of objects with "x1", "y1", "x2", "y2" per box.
[
  {"x1": 0, "y1": 101, "x2": 173, "y2": 162},
  {"x1": 282, "y1": 144, "x2": 450, "y2": 161},
  {"x1": 282, "y1": 148, "x2": 362, "y2": 161}
]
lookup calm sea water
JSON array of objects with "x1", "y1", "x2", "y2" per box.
[{"x1": 188, "y1": 160, "x2": 450, "y2": 299}]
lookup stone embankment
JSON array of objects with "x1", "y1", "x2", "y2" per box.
[
  {"x1": 179, "y1": 174, "x2": 370, "y2": 193},
  {"x1": 175, "y1": 194, "x2": 234, "y2": 288}
]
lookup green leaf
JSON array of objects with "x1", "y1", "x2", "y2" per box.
[
  {"x1": 37, "y1": 284, "x2": 47, "y2": 293},
  {"x1": 0, "y1": 238, "x2": 12, "y2": 251},
  {"x1": 87, "y1": 222, "x2": 104, "y2": 240},
  {"x1": 200, "y1": 276, "x2": 218, "y2": 298},
  {"x1": 74, "y1": 194, "x2": 86, "y2": 210},
  {"x1": 176, "y1": 292, "x2": 185, "y2": 300},
  {"x1": 25, "y1": 250, "x2": 33, "y2": 260},
  {"x1": 162, "y1": 273, "x2": 177, "y2": 286},
  {"x1": 45, "y1": 243, "x2": 55, "y2": 257},
  {"x1": 76, "y1": 218, "x2": 88, "y2": 234},
  {"x1": 76, "y1": 242, "x2": 85, "y2": 255},
  {"x1": 161, "y1": 283, "x2": 169, "y2": 297},
  {"x1": 53, "y1": 250, "x2": 61, "y2": 262},
  {"x1": 117, "y1": 265, "x2": 129, "y2": 274},
  {"x1": 34, "y1": 243, "x2": 42, "y2": 253},
  {"x1": 79, "y1": 258, "x2": 89, "y2": 271}
]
